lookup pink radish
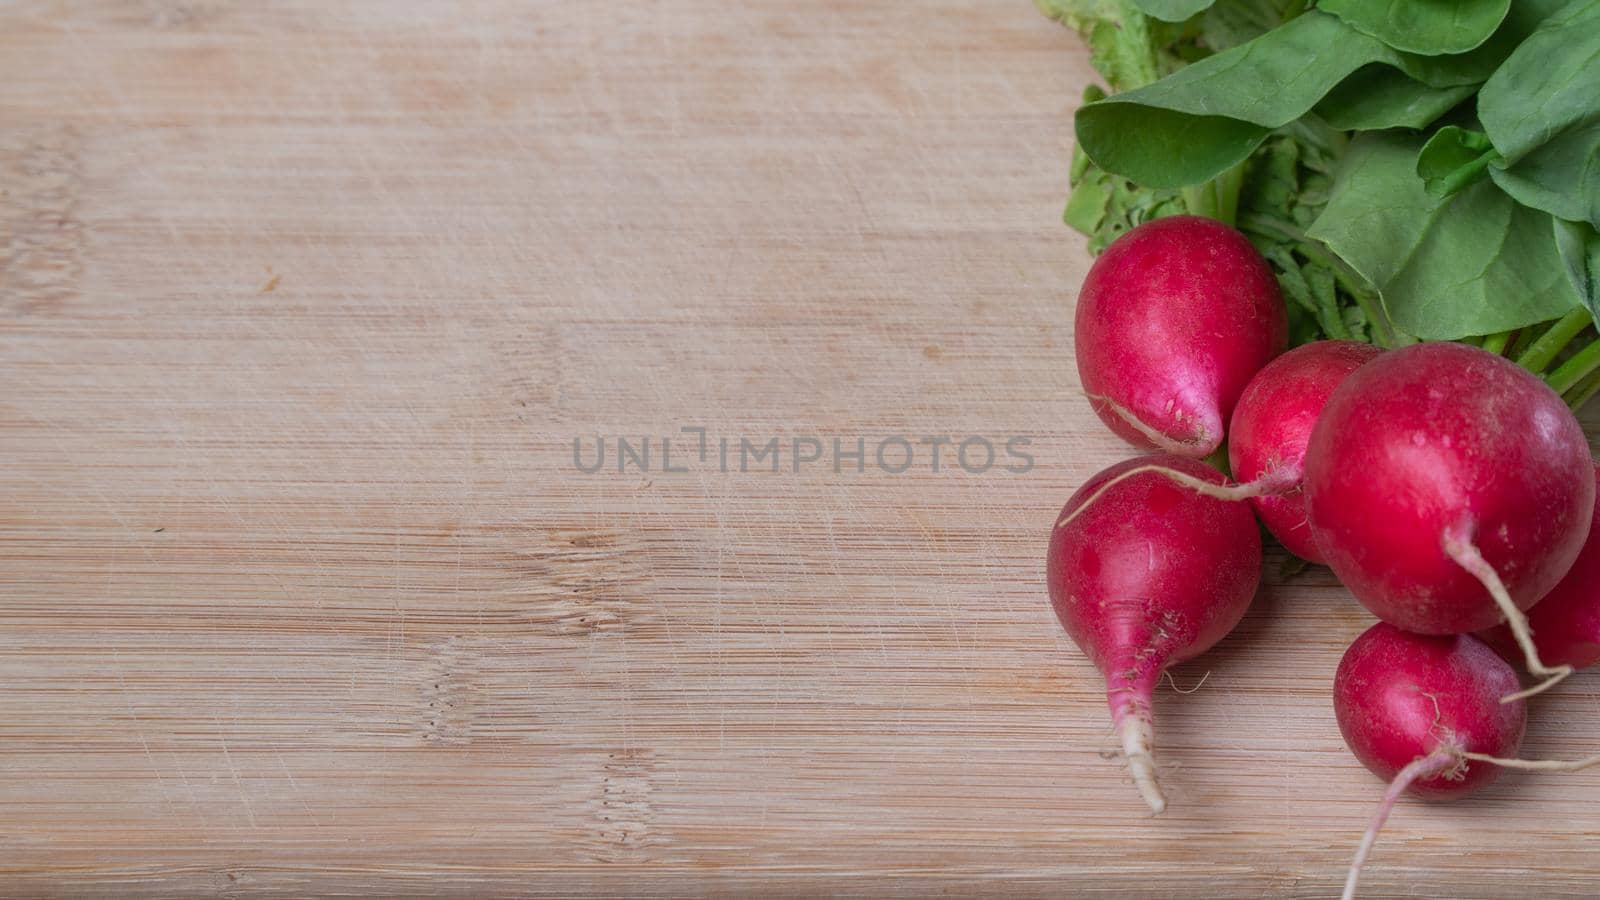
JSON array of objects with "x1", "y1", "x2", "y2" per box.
[
  {"x1": 1305, "y1": 342, "x2": 1595, "y2": 698},
  {"x1": 1335, "y1": 622, "x2": 1600, "y2": 899},
  {"x1": 1075, "y1": 215, "x2": 1287, "y2": 459},
  {"x1": 1482, "y1": 462, "x2": 1600, "y2": 670},
  {"x1": 1227, "y1": 341, "x2": 1383, "y2": 562},
  {"x1": 1047, "y1": 454, "x2": 1261, "y2": 813}
]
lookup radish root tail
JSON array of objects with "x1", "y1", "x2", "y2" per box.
[
  {"x1": 1116, "y1": 715, "x2": 1166, "y2": 815},
  {"x1": 1057, "y1": 465, "x2": 1297, "y2": 530},
  {"x1": 1461, "y1": 750, "x2": 1600, "y2": 772},
  {"x1": 1345, "y1": 747, "x2": 1600, "y2": 899},
  {"x1": 1089, "y1": 395, "x2": 1214, "y2": 458},
  {"x1": 1441, "y1": 529, "x2": 1573, "y2": 702},
  {"x1": 1342, "y1": 748, "x2": 1457, "y2": 900}
]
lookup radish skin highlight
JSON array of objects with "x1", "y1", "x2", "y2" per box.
[
  {"x1": 1075, "y1": 216, "x2": 1287, "y2": 459},
  {"x1": 1305, "y1": 343, "x2": 1594, "y2": 696},
  {"x1": 1047, "y1": 455, "x2": 1262, "y2": 813}
]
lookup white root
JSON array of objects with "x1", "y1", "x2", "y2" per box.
[
  {"x1": 1342, "y1": 748, "x2": 1458, "y2": 900},
  {"x1": 1345, "y1": 747, "x2": 1600, "y2": 899},
  {"x1": 1116, "y1": 715, "x2": 1166, "y2": 815},
  {"x1": 1163, "y1": 669, "x2": 1211, "y2": 695},
  {"x1": 1056, "y1": 464, "x2": 1298, "y2": 530},
  {"x1": 1441, "y1": 528, "x2": 1572, "y2": 702},
  {"x1": 1461, "y1": 751, "x2": 1600, "y2": 772},
  {"x1": 1089, "y1": 394, "x2": 1214, "y2": 458}
]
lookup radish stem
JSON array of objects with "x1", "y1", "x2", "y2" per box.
[
  {"x1": 1480, "y1": 330, "x2": 1514, "y2": 356},
  {"x1": 1549, "y1": 337, "x2": 1600, "y2": 395},
  {"x1": 1516, "y1": 308, "x2": 1592, "y2": 375}
]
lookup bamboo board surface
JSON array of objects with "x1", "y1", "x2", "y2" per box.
[{"x1": 3, "y1": 2, "x2": 1600, "y2": 897}]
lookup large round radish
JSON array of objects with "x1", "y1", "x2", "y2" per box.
[
  {"x1": 1337, "y1": 622, "x2": 1600, "y2": 899},
  {"x1": 1334, "y1": 623, "x2": 1524, "y2": 899},
  {"x1": 1305, "y1": 342, "x2": 1594, "y2": 696},
  {"x1": 1483, "y1": 462, "x2": 1600, "y2": 670},
  {"x1": 1075, "y1": 216, "x2": 1287, "y2": 458},
  {"x1": 1335, "y1": 623, "x2": 1524, "y2": 801},
  {"x1": 1047, "y1": 454, "x2": 1261, "y2": 813},
  {"x1": 1228, "y1": 341, "x2": 1383, "y2": 562}
]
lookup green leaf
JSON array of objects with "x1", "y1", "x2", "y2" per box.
[
  {"x1": 1199, "y1": 0, "x2": 1290, "y2": 51},
  {"x1": 1314, "y1": 66, "x2": 1474, "y2": 130},
  {"x1": 1036, "y1": 0, "x2": 1198, "y2": 91},
  {"x1": 1308, "y1": 132, "x2": 1579, "y2": 339},
  {"x1": 1555, "y1": 218, "x2": 1600, "y2": 318},
  {"x1": 1074, "y1": 8, "x2": 1539, "y2": 188},
  {"x1": 1077, "y1": 13, "x2": 1366, "y2": 188},
  {"x1": 1318, "y1": 0, "x2": 1510, "y2": 55},
  {"x1": 1416, "y1": 125, "x2": 1498, "y2": 197},
  {"x1": 1477, "y1": 0, "x2": 1600, "y2": 229},
  {"x1": 1064, "y1": 171, "x2": 1113, "y2": 235},
  {"x1": 1132, "y1": 0, "x2": 1216, "y2": 21}
]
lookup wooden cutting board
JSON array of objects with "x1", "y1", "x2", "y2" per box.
[{"x1": 3, "y1": 2, "x2": 1598, "y2": 896}]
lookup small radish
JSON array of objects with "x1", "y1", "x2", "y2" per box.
[
  {"x1": 1335, "y1": 624, "x2": 1524, "y2": 899},
  {"x1": 1075, "y1": 215, "x2": 1287, "y2": 459},
  {"x1": 1482, "y1": 462, "x2": 1600, "y2": 670},
  {"x1": 1048, "y1": 454, "x2": 1261, "y2": 813},
  {"x1": 1305, "y1": 342, "x2": 1595, "y2": 698},
  {"x1": 1335, "y1": 622, "x2": 1600, "y2": 900},
  {"x1": 1228, "y1": 341, "x2": 1384, "y2": 562}
]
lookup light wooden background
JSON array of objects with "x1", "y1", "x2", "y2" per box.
[{"x1": 3, "y1": 2, "x2": 1599, "y2": 897}]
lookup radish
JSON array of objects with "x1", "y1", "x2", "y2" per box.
[
  {"x1": 1061, "y1": 341, "x2": 1380, "y2": 559},
  {"x1": 1335, "y1": 622, "x2": 1600, "y2": 900},
  {"x1": 1335, "y1": 624, "x2": 1524, "y2": 899},
  {"x1": 1048, "y1": 454, "x2": 1261, "y2": 813},
  {"x1": 1482, "y1": 462, "x2": 1600, "y2": 670},
  {"x1": 1304, "y1": 342, "x2": 1595, "y2": 699},
  {"x1": 1227, "y1": 341, "x2": 1383, "y2": 562},
  {"x1": 1075, "y1": 215, "x2": 1287, "y2": 459}
]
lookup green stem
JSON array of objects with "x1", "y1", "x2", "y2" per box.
[
  {"x1": 1238, "y1": 213, "x2": 1412, "y2": 349},
  {"x1": 1566, "y1": 366, "x2": 1600, "y2": 412},
  {"x1": 1509, "y1": 327, "x2": 1539, "y2": 360},
  {"x1": 1515, "y1": 308, "x2": 1592, "y2": 375},
  {"x1": 1549, "y1": 337, "x2": 1600, "y2": 396},
  {"x1": 1184, "y1": 161, "x2": 1247, "y2": 228},
  {"x1": 1479, "y1": 330, "x2": 1514, "y2": 356},
  {"x1": 1433, "y1": 150, "x2": 1497, "y2": 199}
]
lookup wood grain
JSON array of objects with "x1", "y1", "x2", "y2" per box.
[{"x1": 2, "y1": 1, "x2": 1598, "y2": 896}]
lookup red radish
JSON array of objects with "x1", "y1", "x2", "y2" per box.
[
  {"x1": 1335, "y1": 623, "x2": 1525, "y2": 899},
  {"x1": 1048, "y1": 454, "x2": 1261, "y2": 813},
  {"x1": 1482, "y1": 462, "x2": 1600, "y2": 670},
  {"x1": 1305, "y1": 342, "x2": 1595, "y2": 698},
  {"x1": 1228, "y1": 341, "x2": 1384, "y2": 562},
  {"x1": 1075, "y1": 215, "x2": 1287, "y2": 459},
  {"x1": 1337, "y1": 622, "x2": 1600, "y2": 899},
  {"x1": 1335, "y1": 624, "x2": 1524, "y2": 801}
]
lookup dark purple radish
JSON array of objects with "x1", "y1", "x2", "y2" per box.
[
  {"x1": 1305, "y1": 342, "x2": 1595, "y2": 699},
  {"x1": 1048, "y1": 454, "x2": 1262, "y2": 813},
  {"x1": 1075, "y1": 216, "x2": 1287, "y2": 459},
  {"x1": 1227, "y1": 341, "x2": 1383, "y2": 562},
  {"x1": 1482, "y1": 462, "x2": 1600, "y2": 670},
  {"x1": 1335, "y1": 623, "x2": 1600, "y2": 900}
]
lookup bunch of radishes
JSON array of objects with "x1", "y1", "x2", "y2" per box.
[{"x1": 1047, "y1": 216, "x2": 1600, "y2": 896}]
